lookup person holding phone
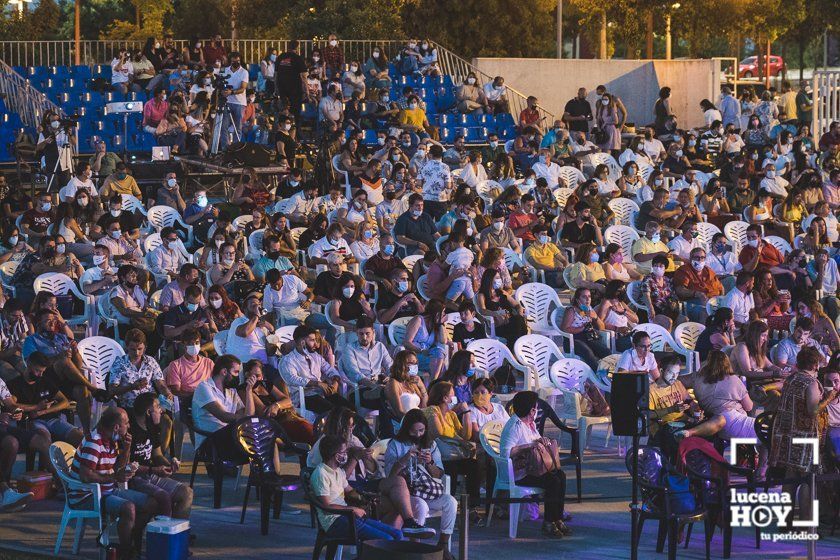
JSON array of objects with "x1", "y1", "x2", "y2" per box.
[
  {"x1": 127, "y1": 393, "x2": 192, "y2": 519},
  {"x1": 161, "y1": 285, "x2": 211, "y2": 347}
]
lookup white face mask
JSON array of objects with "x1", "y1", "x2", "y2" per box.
[
  {"x1": 342, "y1": 286, "x2": 355, "y2": 298},
  {"x1": 467, "y1": 77, "x2": 476, "y2": 85},
  {"x1": 283, "y1": 123, "x2": 292, "y2": 131},
  {"x1": 92, "y1": 254, "x2": 107, "y2": 266},
  {"x1": 650, "y1": 233, "x2": 661, "y2": 243},
  {"x1": 110, "y1": 230, "x2": 122, "y2": 239},
  {"x1": 40, "y1": 202, "x2": 51, "y2": 212},
  {"x1": 56, "y1": 244, "x2": 66, "y2": 255},
  {"x1": 349, "y1": 65, "x2": 358, "y2": 72},
  {"x1": 8, "y1": 235, "x2": 17, "y2": 246},
  {"x1": 409, "y1": 103, "x2": 418, "y2": 110},
  {"x1": 209, "y1": 298, "x2": 223, "y2": 309},
  {"x1": 77, "y1": 197, "x2": 89, "y2": 207},
  {"x1": 538, "y1": 234, "x2": 549, "y2": 244},
  {"x1": 747, "y1": 239, "x2": 759, "y2": 248},
  {"x1": 601, "y1": 98, "x2": 609, "y2": 105},
  {"x1": 766, "y1": 170, "x2": 776, "y2": 178},
  {"x1": 167, "y1": 178, "x2": 177, "y2": 188},
  {"x1": 654, "y1": 178, "x2": 663, "y2": 186},
  {"x1": 652, "y1": 266, "x2": 666, "y2": 278},
  {"x1": 691, "y1": 259, "x2": 705, "y2": 271},
  {"x1": 675, "y1": 150, "x2": 683, "y2": 157},
  {"x1": 466, "y1": 227, "x2": 473, "y2": 237},
  {"x1": 408, "y1": 364, "x2": 419, "y2": 376},
  {"x1": 493, "y1": 278, "x2": 503, "y2": 290},
  {"x1": 197, "y1": 196, "x2": 208, "y2": 208},
  {"x1": 222, "y1": 257, "x2": 235, "y2": 266},
  {"x1": 185, "y1": 344, "x2": 200, "y2": 356},
  {"x1": 373, "y1": 51, "x2": 380, "y2": 58},
  {"x1": 492, "y1": 221, "x2": 504, "y2": 232}
]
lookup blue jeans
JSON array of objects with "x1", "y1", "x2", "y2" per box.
[
  {"x1": 326, "y1": 515, "x2": 403, "y2": 542},
  {"x1": 445, "y1": 276, "x2": 474, "y2": 301},
  {"x1": 829, "y1": 427, "x2": 840, "y2": 457},
  {"x1": 220, "y1": 103, "x2": 245, "y2": 148}
]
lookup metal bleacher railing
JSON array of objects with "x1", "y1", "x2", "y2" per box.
[
  {"x1": 0, "y1": 58, "x2": 63, "y2": 128},
  {"x1": 0, "y1": 38, "x2": 553, "y2": 124}
]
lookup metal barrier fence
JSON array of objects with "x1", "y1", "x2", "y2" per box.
[
  {"x1": 813, "y1": 70, "x2": 840, "y2": 144},
  {"x1": 0, "y1": 59, "x2": 63, "y2": 128},
  {"x1": 0, "y1": 38, "x2": 553, "y2": 122}
]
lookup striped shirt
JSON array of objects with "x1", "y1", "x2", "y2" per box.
[{"x1": 71, "y1": 430, "x2": 117, "y2": 501}]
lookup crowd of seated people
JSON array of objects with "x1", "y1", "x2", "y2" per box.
[{"x1": 0, "y1": 40, "x2": 839, "y2": 560}]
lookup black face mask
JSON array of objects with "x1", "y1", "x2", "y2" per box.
[
  {"x1": 266, "y1": 251, "x2": 280, "y2": 260},
  {"x1": 385, "y1": 191, "x2": 396, "y2": 200}
]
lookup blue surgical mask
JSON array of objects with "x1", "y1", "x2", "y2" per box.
[
  {"x1": 466, "y1": 368, "x2": 476, "y2": 378},
  {"x1": 186, "y1": 302, "x2": 199, "y2": 312},
  {"x1": 579, "y1": 304, "x2": 591, "y2": 312},
  {"x1": 383, "y1": 244, "x2": 395, "y2": 256},
  {"x1": 650, "y1": 233, "x2": 661, "y2": 243}
]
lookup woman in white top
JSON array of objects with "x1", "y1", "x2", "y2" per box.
[
  {"x1": 467, "y1": 377, "x2": 509, "y2": 434},
  {"x1": 55, "y1": 201, "x2": 94, "y2": 258},
  {"x1": 499, "y1": 391, "x2": 570, "y2": 537},
  {"x1": 349, "y1": 221, "x2": 378, "y2": 264},
  {"x1": 616, "y1": 331, "x2": 661, "y2": 381},
  {"x1": 460, "y1": 152, "x2": 487, "y2": 189},
  {"x1": 259, "y1": 48, "x2": 276, "y2": 94},
  {"x1": 384, "y1": 350, "x2": 428, "y2": 424},
  {"x1": 341, "y1": 62, "x2": 366, "y2": 100},
  {"x1": 592, "y1": 164, "x2": 620, "y2": 198},
  {"x1": 263, "y1": 268, "x2": 312, "y2": 325},
  {"x1": 188, "y1": 71, "x2": 214, "y2": 104},
  {"x1": 700, "y1": 99, "x2": 723, "y2": 127},
  {"x1": 336, "y1": 190, "x2": 372, "y2": 230},
  {"x1": 598, "y1": 280, "x2": 639, "y2": 352},
  {"x1": 602, "y1": 244, "x2": 641, "y2": 283}
]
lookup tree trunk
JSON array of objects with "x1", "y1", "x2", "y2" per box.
[
  {"x1": 646, "y1": 12, "x2": 653, "y2": 59},
  {"x1": 599, "y1": 11, "x2": 607, "y2": 60},
  {"x1": 798, "y1": 31, "x2": 806, "y2": 81}
]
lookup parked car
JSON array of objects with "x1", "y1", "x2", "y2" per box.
[{"x1": 738, "y1": 55, "x2": 785, "y2": 78}]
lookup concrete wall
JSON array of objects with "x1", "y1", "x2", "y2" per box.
[{"x1": 472, "y1": 58, "x2": 721, "y2": 130}]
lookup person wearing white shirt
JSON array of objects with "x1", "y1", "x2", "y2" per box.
[
  {"x1": 147, "y1": 228, "x2": 187, "y2": 283},
  {"x1": 759, "y1": 161, "x2": 789, "y2": 199},
  {"x1": 308, "y1": 223, "x2": 354, "y2": 266},
  {"x1": 722, "y1": 131, "x2": 745, "y2": 155},
  {"x1": 191, "y1": 355, "x2": 254, "y2": 454},
  {"x1": 707, "y1": 234, "x2": 740, "y2": 291},
  {"x1": 531, "y1": 149, "x2": 563, "y2": 188},
  {"x1": 570, "y1": 132, "x2": 599, "y2": 170},
  {"x1": 59, "y1": 164, "x2": 98, "y2": 202},
  {"x1": 640, "y1": 129, "x2": 666, "y2": 162},
  {"x1": 338, "y1": 318, "x2": 392, "y2": 409},
  {"x1": 616, "y1": 332, "x2": 661, "y2": 381},
  {"x1": 110, "y1": 50, "x2": 134, "y2": 94},
  {"x1": 278, "y1": 325, "x2": 353, "y2": 413},
  {"x1": 287, "y1": 185, "x2": 320, "y2": 226},
  {"x1": 263, "y1": 268, "x2": 312, "y2": 325},
  {"x1": 670, "y1": 172, "x2": 700, "y2": 201},
  {"x1": 218, "y1": 52, "x2": 250, "y2": 150},
  {"x1": 802, "y1": 202, "x2": 839, "y2": 243},
  {"x1": 808, "y1": 250, "x2": 839, "y2": 321},
  {"x1": 482, "y1": 76, "x2": 510, "y2": 114},
  {"x1": 316, "y1": 186, "x2": 348, "y2": 217},
  {"x1": 723, "y1": 271, "x2": 755, "y2": 328},
  {"x1": 376, "y1": 190, "x2": 409, "y2": 233},
  {"x1": 80, "y1": 245, "x2": 118, "y2": 296},
  {"x1": 225, "y1": 294, "x2": 272, "y2": 365},
  {"x1": 667, "y1": 222, "x2": 703, "y2": 262}
]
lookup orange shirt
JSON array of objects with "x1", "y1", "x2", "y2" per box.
[
  {"x1": 673, "y1": 264, "x2": 724, "y2": 298},
  {"x1": 738, "y1": 243, "x2": 783, "y2": 269}
]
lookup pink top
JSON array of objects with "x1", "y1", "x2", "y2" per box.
[
  {"x1": 824, "y1": 183, "x2": 840, "y2": 209},
  {"x1": 165, "y1": 355, "x2": 214, "y2": 393},
  {"x1": 143, "y1": 99, "x2": 169, "y2": 127}
]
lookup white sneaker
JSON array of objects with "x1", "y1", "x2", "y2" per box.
[{"x1": 0, "y1": 488, "x2": 34, "y2": 512}]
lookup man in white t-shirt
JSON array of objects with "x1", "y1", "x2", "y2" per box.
[
  {"x1": 59, "y1": 163, "x2": 98, "y2": 202},
  {"x1": 191, "y1": 354, "x2": 254, "y2": 456},
  {"x1": 531, "y1": 149, "x2": 563, "y2": 188},
  {"x1": 225, "y1": 294, "x2": 274, "y2": 365},
  {"x1": 758, "y1": 160, "x2": 789, "y2": 199},
  {"x1": 667, "y1": 221, "x2": 703, "y2": 262},
  {"x1": 640, "y1": 128, "x2": 666, "y2": 162},
  {"x1": 616, "y1": 332, "x2": 661, "y2": 381},
  {"x1": 110, "y1": 50, "x2": 134, "y2": 94},
  {"x1": 723, "y1": 271, "x2": 755, "y2": 328},
  {"x1": 218, "y1": 52, "x2": 250, "y2": 149}
]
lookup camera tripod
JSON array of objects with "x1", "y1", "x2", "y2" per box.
[{"x1": 210, "y1": 100, "x2": 242, "y2": 155}]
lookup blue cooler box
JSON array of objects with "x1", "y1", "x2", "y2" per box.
[{"x1": 146, "y1": 517, "x2": 190, "y2": 560}]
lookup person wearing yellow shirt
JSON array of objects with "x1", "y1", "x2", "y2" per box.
[
  {"x1": 567, "y1": 242, "x2": 607, "y2": 295},
  {"x1": 100, "y1": 163, "x2": 143, "y2": 199},
  {"x1": 524, "y1": 224, "x2": 569, "y2": 287},
  {"x1": 780, "y1": 189, "x2": 807, "y2": 227},
  {"x1": 631, "y1": 221, "x2": 679, "y2": 275},
  {"x1": 398, "y1": 94, "x2": 430, "y2": 135}
]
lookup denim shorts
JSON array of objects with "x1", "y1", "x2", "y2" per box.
[{"x1": 34, "y1": 417, "x2": 78, "y2": 440}]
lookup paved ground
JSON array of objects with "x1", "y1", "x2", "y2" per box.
[{"x1": 2, "y1": 425, "x2": 840, "y2": 559}]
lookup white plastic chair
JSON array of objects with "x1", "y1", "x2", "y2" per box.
[
  {"x1": 514, "y1": 282, "x2": 563, "y2": 342},
  {"x1": 558, "y1": 166, "x2": 585, "y2": 189},
  {"x1": 77, "y1": 336, "x2": 125, "y2": 423},
  {"x1": 274, "y1": 325, "x2": 297, "y2": 345},
  {"x1": 513, "y1": 333, "x2": 564, "y2": 395},
  {"x1": 387, "y1": 315, "x2": 414, "y2": 349},
  {"x1": 476, "y1": 180, "x2": 501, "y2": 205},
  {"x1": 695, "y1": 222, "x2": 721, "y2": 250},
  {"x1": 591, "y1": 353, "x2": 621, "y2": 393},
  {"x1": 723, "y1": 220, "x2": 750, "y2": 253},
  {"x1": 705, "y1": 295, "x2": 724, "y2": 317},
  {"x1": 147, "y1": 205, "x2": 194, "y2": 247},
  {"x1": 673, "y1": 322, "x2": 705, "y2": 372},
  {"x1": 248, "y1": 228, "x2": 267, "y2": 261},
  {"x1": 0, "y1": 260, "x2": 19, "y2": 296},
  {"x1": 637, "y1": 160, "x2": 654, "y2": 184},
  {"x1": 626, "y1": 280, "x2": 650, "y2": 315},
  {"x1": 402, "y1": 254, "x2": 423, "y2": 271},
  {"x1": 590, "y1": 153, "x2": 622, "y2": 181},
  {"x1": 232, "y1": 214, "x2": 254, "y2": 231},
  {"x1": 332, "y1": 154, "x2": 352, "y2": 200},
  {"x1": 604, "y1": 225, "x2": 639, "y2": 263},
  {"x1": 51, "y1": 441, "x2": 120, "y2": 555},
  {"x1": 33, "y1": 272, "x2": 96, "y2": 336},
  {"x1": 416, "y1": 274, "x2": 432, "y2": 301},
  {"x1": 480, "y1": 421, "x2": 544, "y2": 539},
  {"x1": 632, "y1": 323, "x2": 694, "y2": 373},
  {"x1": 435, "y1": 235, "x2": 449, "y2": 253},
  {"x1": 549, "y1": 358, "x2": 612, "y2": 451},
  {"x1": 466, "y1": 339, "x2": 530, "y2": 391},
  {"x1": 552, "y1": 186, "x2": 575, "y2": 208},
  {"x1": 607, "y1": 198, "x2": 640, "y2": 228},
  {"x1": 764, "y1": 235, "x2": 792, "y2": 256},
  {"x1": 213, "y1": 329, "x2": 228, "y2": 355}
]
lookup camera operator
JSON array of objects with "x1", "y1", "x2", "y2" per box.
[
  {"x1": 218, "y1": 52, "x2": 249, "y2": 150},
  {"x1": 36, "y1": 111, "x2": 75, "y2": 190}
]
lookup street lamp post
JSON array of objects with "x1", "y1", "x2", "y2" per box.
[
  {"x1": 665, "y1": 2, "x2": 680, "y2": 60},
  {"x1": 556, "y1": 0, "x2": 563, "y2": 59}
]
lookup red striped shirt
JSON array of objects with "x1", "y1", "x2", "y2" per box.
[{"x1": 71, "y1": 430, "x2": 117, "y2": 500}]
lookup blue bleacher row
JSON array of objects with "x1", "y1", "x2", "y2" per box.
[{"x1": 0, "y1": 63, "x2": 519, "y2": 161}]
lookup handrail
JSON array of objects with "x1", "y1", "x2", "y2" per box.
[
  {"x1": 0, "y1": 37, "x2": 551, "y2": 122},
  {"x1": 0, "y1": 58, "x2": 63, "y2": 128}
]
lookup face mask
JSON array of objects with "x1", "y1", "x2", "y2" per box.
[
  {"x1": 690, "y1": 230, "x2": 699, "y2": 239},
  {"x1": 675, "y1": 150, "x2": 683, "y2": 157},
  {"x1": 714, "y1": 242, "x2": 726, "y2": 252},
  {"x1": 590, "y1": 253, "x2": 600, "y2": 263},
  {"x1": 751, "y1": 152, "x2": 759, "y2": 160},
  {"x1": 390, "y1": 279, "x2": 409, "y2": 294},
  {"x1": 601, "y1": 98, "x2": 609, "y2": 105},
  {"x1": 650, "y1": 233, "x2": 661, "y2": 243},
  {"x1": 409, "y1": 103, "x2": 418, "y2": 110},
  {"x1": 223, "y1": 374, "x2": 240, "y2": 389},
  {"x1": 197, "y1": 196, "x2": 208, "y2": 208},
  {"x1": 488, "y1": 140, "x2": 499, "y2": 149},
  {"x1": 184, "y1": 344, "x2": 200, "y2": 357},
  {"x1": 166, "y1": 177, "x2": 178, "y2": 188},
  {"x1": 329, "y1": 40, "x2": 337, "y2": 47},
  {"x1": 491, "y1": 221, "x2": 504, "y2": 232},
  {"x1": 8, "y1": 235, "x2": 17, "y2": 246},
  {"x1": 349, "y1": 65, "x2": 358, "y2": 72},
  {"x1": 747, "y1": 239, "x2": 758, "y2": 248},
  {"x1": 392, "y1": 154, "x2": 401, "y2": 162},
  {"x1": 652, "y1": 266, "x2": 665, "y2": 278},
  {"x1": 382, "y1": 244, "x2": 395, "y2": 257},
  {"x1": 411, "y1": 209, "x2": 422, "y2": 218},
  {"x1": 222, "y1": 257, "x2": 235, "y2": 267},
  {"x1": 654, "y1": 178, "x2": 663, "y2": 186},
  {"x1": 110, "y1": 230, "x2": 122, "y2": 239},
  {"x1": 363, "y1": 229, "x2": 374, "y2": 239},
  {"x1": 93, "y1": 254, "x2": 106, "y2": 266},
  {"x1": 186, "y1": 302, "x2": 199, "y2": 312},
  {"x1": 209, "y1": 298, "x2": 223, "y2": 309},
  {"x1": 77, "y1": 196, "x2": 89, "y2": 207},
  {"x1": 50, "y1": 120, "x2": 60, "y2": 129},
  {"x1": 691, "y1": 259, "x2": 705, "y2": 271},
  {"x1": 688, "y1": 140, "x2": 696, "y2": 147},
  {"x1": 766, "y1": 170, "x2": 775, "y2": 178},
  {"x1": 472, "y1": 393, "x2": 491, "y2": 407},
  {"x1": 467, "y1": 77, "x2": 476, "y2": 85},
  {"x1": 538, "y1": 234, "x2": 549, "y2": 244},
  {"x1": 416, "y1": 149, "x2": 427, "y2": 157},
  {"x1": 329, "y1": 237, "x2": 340, "y2": 247},
  {"x1": 492, "y1": 278, "x2": 503, "y2": 290},
  {"x1": 40, "y1": 202, "x2": 51, "y2": 212},
  {"x1": 579, "y1": 304, "x2": 591, "y2": 312},
  {"x1": 342, "y1": 287, "x2": 355, "y2": 298},
  {"x1": 407, "y1": 364, "x2": 419, "y2": 376},
  {"x1": 56, "y1": 244, "x2": 65, "y2": 254},
  {"x1": 312, "y1": 55, "x2": 320, "y2": 62},
  {"x1": 213, "y1": 239, "x2": 224, "y2": 249}
]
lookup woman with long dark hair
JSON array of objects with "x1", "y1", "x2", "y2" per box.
[
  {"x1": 694, "y1": 307, "x2": 736, "y2": 362},
  {"x1": 475, "y1": 268, "x2": 527, "y2": 349},
  {"x1": 404, "y1": 299, "x2": 450, "y2": 380},
  {"x1": 559, "y1": 287, "x2": 609, "y2": 370}
]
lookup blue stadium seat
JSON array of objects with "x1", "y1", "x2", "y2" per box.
[
  {"x1": 363, "y1": 129, "x2": 378, "y2": 145},
  {"x1": 72, "y1": 65, "x2": 92, "y2": 80},
  {"x1": 466, "y1": 127, "x2": 488, "y2": 143},
  {"x1": 300, "y1": 103, "x2": 317, "y2": 122},
  {"x1": 440, "y1": 127, "x2": 455, "y2": 143},
  {"x1": 495, "y1": 113, "x2": 515, "y2": 127},
  {"x1": 12, "y1": 66, "x2": 24, "y2": 76}
]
